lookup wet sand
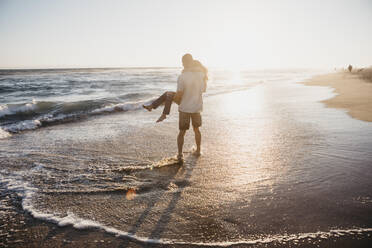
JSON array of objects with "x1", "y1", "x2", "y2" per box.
[
  {"x1": 1, "y1": 75, "x2": 372, "y2": 247},
  {"x1": 302, "y1": 72, "x2": 372, "y2": 122}
]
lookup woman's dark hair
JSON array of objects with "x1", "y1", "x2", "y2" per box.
[
  {"x1": 181, "y1": 54, "x2": 208, "y2": 82},
  {"x1": 193, "y1": 60, "x2": 208, "y2": 82}
]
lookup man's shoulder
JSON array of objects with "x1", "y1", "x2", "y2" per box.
[
  {"x1": 177, "y1": 73, "x2": 184, "y2": 84},
  {"x1": 182, "y1": 70, "x2": 203, "y2": 75},
  {"x1": 181, "y1": 71, "x2": 204, "y2": 79}
]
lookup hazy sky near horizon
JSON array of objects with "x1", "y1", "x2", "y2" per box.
[{"x1": 1, "y1": 0, "x2": 371, "y2": 69}]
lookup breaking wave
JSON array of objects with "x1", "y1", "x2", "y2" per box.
[
  {"x1": 0, "y1": 83, "x2": 262, "y2": 135},
  {"x1": 0, "y1": 98, "x2": 153, "y2": 134}
]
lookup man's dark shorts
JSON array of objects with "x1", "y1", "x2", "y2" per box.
[{"x1": 179, "y1": 111, "x2": 202, "y2": 130}]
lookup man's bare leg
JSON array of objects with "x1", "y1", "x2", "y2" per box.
[
  {"x1": 193, "y1": 127, "x2": 201, "y2": 156},
  {"x1": 177, "y1": 130, "x2": 186, "y2": 161}
]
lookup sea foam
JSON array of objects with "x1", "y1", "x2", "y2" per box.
[
  {"x1": 0, "y1": 128, "x2": 11, "y2": 139},
  {"x1": 1, "y1": 168, "x2": 371, "y2": 247}
]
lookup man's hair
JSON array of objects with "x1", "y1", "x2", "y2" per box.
[{"x1": 182, "y1": 53, "x2": 193, "y2": 68}]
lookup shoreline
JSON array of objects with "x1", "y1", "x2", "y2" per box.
[
  {"x1": 301, "y1": 72, "x2": 372, "y2": 122},
  {"x1": 2, "y1": 69, "x2": 372, "y2": 247}
]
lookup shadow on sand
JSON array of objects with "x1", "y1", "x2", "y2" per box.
[{"x1": 120, "y1": 154, "x2": 200, "y2": 247}]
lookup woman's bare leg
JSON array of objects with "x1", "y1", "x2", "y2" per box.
[
  {"x1": 156, "y1": 91, "x2": 175, "y2": 122},
  {"x1": 143, "y1": 91, "x2": 176, "y2": 122},
  {"x1": 143, "y1": 91, "x2": 168, "y2": 111}
]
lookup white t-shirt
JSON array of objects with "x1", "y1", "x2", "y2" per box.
[{"x1": 177, "y1": 71, "x2": 206, "y2": 113}]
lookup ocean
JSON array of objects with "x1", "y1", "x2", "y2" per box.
[{"x1": 1, "y1": 68, "x2": 371, "y2": 247}]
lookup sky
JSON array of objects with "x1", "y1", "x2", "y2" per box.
[{"x1": 0, "y1": 0, "x2": 371, "y2": 69}]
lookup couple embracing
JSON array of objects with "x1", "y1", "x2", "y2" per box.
[{"x1": 143, "y1": 54, "x2": 208, "y2": 163}]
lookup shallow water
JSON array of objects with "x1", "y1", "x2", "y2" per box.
[
  {"x1": 1, "y1": 68, "x2": 372, "y2": 247},
  {"x1": 0, "y1": 68, "x2": 275, "y2": 134}
]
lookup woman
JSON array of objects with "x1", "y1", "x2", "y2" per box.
[{"x1": 143, "y1": 60, "x2": 208, "y2": 122}]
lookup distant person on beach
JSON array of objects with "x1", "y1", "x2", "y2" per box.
[
  {"x1": 143, "y1": 54, "x2": 207, "y2": 161},
  {"x1": 348, "y1": 64, "x2": 353, "y2": 72}
]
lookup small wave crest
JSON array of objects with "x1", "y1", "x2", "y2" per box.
[
  {"x1": 91, "y1": 99, "x2": 151, "y2": 114},
  {"x1": 0, "y1": 99, "x2": 38, "y2": 118}
]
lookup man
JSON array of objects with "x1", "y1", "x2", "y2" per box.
[{"x1": 174, "y1": 54, "x2": 207, "y2": 162}]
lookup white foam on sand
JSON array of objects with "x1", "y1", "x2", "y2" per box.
[
  {"x1": 1, "y1": 168, "x2": 371, "y2": 246},
  {"x1": 3, "y1": 119, "x2": 42, "y2": 133},
  {"x1": 0, "y1": 128, "x2": 11, "y2": 139}
]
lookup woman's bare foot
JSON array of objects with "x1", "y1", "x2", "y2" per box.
[
  {"x1": 156, "y1": 114, "x2": 167, "y2": 123},
  {"x1": 143, "y1": 104, "x2": 152, "y2": 112}
]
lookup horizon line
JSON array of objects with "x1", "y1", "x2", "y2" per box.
[
  {"x1": 0, "y1": 66, "x2": 182, "y2": 71},
  {"x1": 0, "y1": 65, "x2": 345, "y2": 71}
]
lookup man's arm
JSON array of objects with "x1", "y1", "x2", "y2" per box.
[
  {"x1": 173, "y1": 90, "x2": 183, "y2": 105},
  {"x1": 174, "y1": 75, "x2": 184, "y2": 105},
  {"x1": 202, "y1": 79, "x2": 207, "y2": 93}
]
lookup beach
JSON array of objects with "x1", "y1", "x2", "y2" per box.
[
  {"x1": 302, "y1": 72, "x2": 372, "y2": 122},
  {"x1": 1, "y1": 69, "x2": 372, "y2": 247}
]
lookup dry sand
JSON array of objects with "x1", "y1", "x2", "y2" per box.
[{"x1": 302, "y1": 72, "x2": 372, "y2": 122}]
